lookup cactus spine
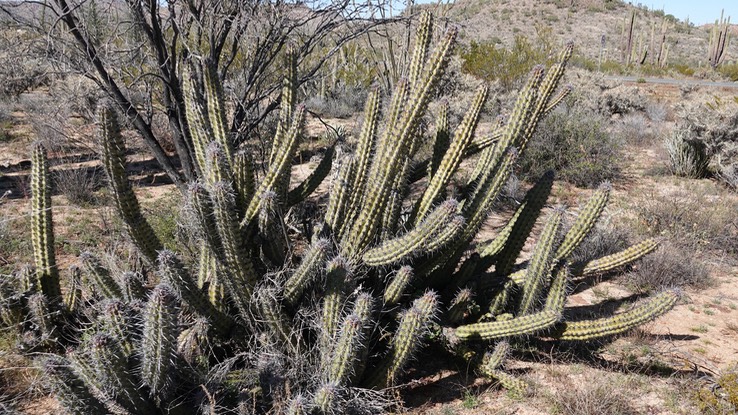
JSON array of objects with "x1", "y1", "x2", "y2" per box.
[
  {"x1": 141, "y1": 284, "x2": 179, "y2": 397},
  {"x1": 30, "y1": 141, "x2": 60, "y2": 299}
]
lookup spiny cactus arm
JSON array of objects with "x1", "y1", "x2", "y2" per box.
[
  {"x1": 64, "y1": 266, "x2": 82, "y2": 313},
  {"x1": 258, "y1": 191, "x2": 288, "y2": 267},
  {"x1": 572, "y1": 238, "x2": 660, "y2": 277},
  {"x1": 120, "y1": 271, "x2": 146, "y2": 303},
  {"x1": 534, "y1": 42, "x2": 573, "y2": 121},
  {"x1": 79, "y1": 252, "x2": 123, "y2": 300},
  {"x1": 270, "y1": 49, "x2": 298, "y2": 166},
  {"x1": 488, "y1": 278, "x2": 518, "y2": 316},
  {"x1": 196, "y1": 245, "x2": 213, "y2": 289},
  {"x1": 554, "y1": 183, "x2": 610, "y2": 262},
  {"x1": 99, "y1": 107, "x2": 163, "y2": 265},
  {"x1": 234, "y1": 149, "x2": 255, "y2": 213},
  {"x1": 328, "y1": 313, "x2": 365, "y2": 385},
  {"x1": 210, "y1": 181, "x2": 258, "y2": 322},
  {"x1": 381, "y1": 79, "x2": 409, "y2": 151},
  {"x1": 313, "y1": 382, "x2": 337, "y2": 414},
  {"x1": 346, "y1": 86, "x2": 380, "y2": 213},
  {"x1": 408, "y1": 11, "x2": 433, "y2": 88},
  {"x1": 325, "y1": 156, "x2": 354, "y2": 237},
  {"x1": 544, "y1": 266, "x2": 570, "y2": 313},
  {"x1": 141, "y1": 284, "x2": 179, "y2": 397},
  {"x1": 552, "y1": 290, "x2": 678, "y2": 341},
  {"x1": 28, "y1": 293, "x2": 54, "y2": 340},
  {"x1": 422, "y1": 215, "x2": 466, "y2": 253},
  {"x1": 482, "y1": 368, "x2": 529, "y2": 397},
  {"x1": 242, "y1": 105, "x2": 305, "y2": 226},
  {"x1": 345, "y1": 28, "x2": 457, "y2": 255},
  {"x1": 518, "y1": 209, "x2": 563, "y2": 315},
  {"x1": 363, "y1": 200, "x2": 459, "y2": 267},
  {"x1": 489, "y1": 171, "x2": 554, "y2": 278},
  {"x1": 43, "y1": 356, "x2": 110, "y2": 415},
  {"x1": 287, "y1": 394, "x2": 311, "y2": 415},
  {"x1": 428, "y1": 100, "x2": 450, "y2": 179},
  {"x1": 284, "y1": 239, "x2": 330, "y2": 306},
  {"x1": 204, "y1": 141, "x2": 234, "y2": 188},
  {"x1": 380, "y1": 160, "x2": 412, "y2": 239},
  {"x1": 287, "y1": 144, "x2": 336, "y2": 207},
  {"x1": 203, "y1": 61, "x2": 234, "y2": 165},
  {"x1": 30, "y1": 141, "x2": 60, "y2": 299},
  {"x1": 158, "y1": 250, "x2": 233, "y2": 335},
  {"x1": 482, "y1": 341, "x2": 510, "y2": 371},
  {"x1": 543, "y1": 84, "x2": 573, "y2": 115},
  {"x1": 468, "y1": 116, "x2": 506, "y2": 184},
  {"x1": 256, "y1": 287, "x2": 294, "y2": 347},
  {"x1": 89, "y1": 333, "x2": 156, "y2": 414},
  {"x1": 456, "y1": 309, "x2": 560, "y2": 341},
  {"x1": 383, "y1": 265, "x2": 414, "y2": 305},
  {"x1": 321, "y1": 257, "x2": 352, "y2": 347},
  {"x1": 447, "y1": 288, "x2": 474, "y2": 324},
  {"x1": 67, "y1": 351, "x2": 129, "y2": 414},
  {"x1": 414, "y1": 85, "x2": 488, "y2": 223},
  {"x1": 182, "y1": 67, "x2": 211, "y2": 175},
  {"x1": 467, "y1": 128, "x2": 503, "y2": 158},
  {"x1": 365, "y1": 291, "x2": 438, "y2": 388},
  {"x1": 99, "y1": 300, "x2": 135, "y2": 357}
]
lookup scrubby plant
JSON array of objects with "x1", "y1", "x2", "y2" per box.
[
  {"x1": 0, "y1": 13, "x2": 679, "y2": 414},
  {"x1": 665, "y1": 124, "x2": 710, "y2": 179}
]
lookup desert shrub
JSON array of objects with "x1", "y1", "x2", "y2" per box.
[
  {"x1": 692, "y1": 367, "x2": 738, "y2": 414},
  {"x1": 305, "y1": 84, "x2": 368, "y2": 119},
  {"x1": 460, "y1": 35, "x2": 552, "y2": 89},
  {"x1": 718, "y1": 63, "x2": 738, "y2": 82},
  {"x1": 53, "y1": 166, "x2": 101, "y2": 207},
  {"x1": 645, "y1": 102, "x2": 667, "y2": 122},
  {"x1": 598, "y1": 85, "x2": 647, "y2": 115},
  {"x1": 618, "y1": 113, "x2": 653, "y2": 144},
  {"x1": 664, "y1": 124, "x2": 710, "y2": 178},
  {"x1": 550, "y1": 373, "x2": 637, "y2": 415},
  {"x1": 570, "y1": 221, "x2": 631, "y2": 266},
  {"x1": 518, "y1": 106, "x2": 621, "y2": 187},
  {"x1": 623, "y1": 241, "x2": 710, "y2": 292}
]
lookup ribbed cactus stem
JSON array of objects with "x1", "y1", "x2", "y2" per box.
[
  {"x1": 347, "y1": 86, "x2": 381, "y2": 214},
  {"x1": 518, "y1": 208, "x2": 563, "y2": 315},
  {"x1": 488, "y1": 279, "x2": 518, "y2": 316},
  {"x1": 79, "y1": 252, "x2": 123, "y2": 300},
  {"x1": 414, "y1": 85, "x2": 488, "y2": 223},
  {"x1": 321, "y1": 257, "x2": 352, "y2": 346},
  {"x1": 30, "y1": 141, "x2": 60, "y2": 299},
  {"x1": 28, "y1": 292, "x2": 54, "y2": 339},
  {"x1": 43, "y1": 355, "x2": 109, "y2": 414},
  {"x1": 258, "y1": 190, "x2": 287, "y2": 266},
  {"x1": 554, "y1": 182, "x2": 610, "y2": 262},
  {"x1": 544, "y1": 266, "x2": 569, "y2": 313},
  {"x1": 120, "y1": 271, "x2": 146, "y2": 302},
  {"x1": 99, "y1": 107, "x2": 163, "y2": 265},
  {"x1": 368, "y1": 291, "x2": 438, "y2": 388},
  {"x1": 408, "y1": 12, "x2": 433, "y2": 88},
  {"x1": 482, "y1": 369, "x2": 529, "y2": 397},
  {"x1": 204, "y1": 141, "x2": 233, "y2": 187},
  {"x1": 203, "y1": 61, "x2": 234, "y2": 165},
  {"x1": 325, "y1": 156, "x2": 354, "y2": 237},
  {"x1": 157, "y1": 249, "x2": 232, "y2": 335},
  {"x1": 286, "y1": 394, "x2": 311, "y2": 415},
  {"x1": 313, "y1": 382, "x2": 337, "y2": 414},
  {"x1": 141, "y1": 284, "x2": 178, "y2": 397},
  {"x1": 573, "y1": 238, "x2": 660, "y2": 277},
  {"x1": 256, "y1": 287, "x2": 294, "y2": 347},
  {"x1": 544, "y1": 84, "x2": 573, "y2": 115},
  {"x1": 383, "y1": 265, "x2": 414, "y2": 305},
  {"x1": 447, "y1": 288, "x2": 474, "y2": 324},
  {"x1": 233, "y1": 149, "x2": 255, "y2": 212},
  {"x1": 363, "y1": 199, "x2": 459, "y2": 266},
  {"x1": 328, "y1": 313, "x2": 365, "y2": 385},
  {"x1": 482, "y1": 341, "x2": 511, "y2": 371},
  {"x1": 183, "y1": 66, "x2": 213, "y2": 175},
  {"x1": 284, "y1": 238, "x2": 330, "y2": 306},
  {"x1": 89, "y1": 333, "x2": 155, "y2": 414},
  {"x1": 456, "y1": 310, "x2": 560, "y2": 341},
  {"x1": 64, "y1": 265, "x2": 82, "y2": 312},
  {"x1": 553, "y1": 290, "x2": 678, "y2": 341},
  {"x1": 428, "y1": 100, "x2": 450, "y2": 179},
  {"x1": 99, "y1": 299, "x2": 135, "y2": 357}
]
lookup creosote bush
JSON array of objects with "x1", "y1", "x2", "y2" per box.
[{"x1": 0, "y1": 13, "x2": 680, "y2": 414}]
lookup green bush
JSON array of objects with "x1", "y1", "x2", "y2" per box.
[
  {"x1": 718, "y1": 63, "x2": 738, "y2": 82},
  {"x1": 461, "y1": 36, "x2": 552, "y2": 89},
  {"x1": 518, "y1": 107, "x2": 622, "y2": 187}
]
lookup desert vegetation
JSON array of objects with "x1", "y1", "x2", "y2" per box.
[{"x1": 0, "y1": 1, "x2": 737, "y2": 414}]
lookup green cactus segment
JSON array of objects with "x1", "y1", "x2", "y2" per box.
[
  {"x1": 203, "y1": 62, "x2": 234, "y2": 165},
  {"x1": 64, "y1": 266, "x2": 82, "y2": 313},
  {"x1": 555, "y1": 183, "x2": 610, "y2": 262},
  {"x1": 243, "y1": 105, "x2": 305, "y2": 226},
  {"x1": 488, "y1": 279, "x2": 518, "y2": 316},
  {"x1": 325, "y1": 157, "x2": 354, "y2": 236},
  {"x1": 489, "y1": 171, "x2": 554, "y2": 278},
  {"x1": 99, "y1": 300, "x2": 135, "y2": 357},
  {"x1": 573, "y1": 238, "x2": 660, "y2": 277},
  {"x1": 544, "y1": 84, "x2": 573, "y2": 115},
  {"x1": 415, "y1": 86, "x2": 488, "y2": 223},
  {"x1": 157, "y1": 250, "x2": 232, "y2": 335},
  {"x1": 196, "y1": 245, "x2": 214, "y2": 289},
  {"x1": 141, "y1": 284, "x2": 178, "y2": 397},
  {"x1": 256, "y1": 287, "x2": 293, "y2": 347},
  {"x1": 482, "y1": 368, "x2": 529, "y2": 397},
  {"x1": 258, "y1": 191, "x2": 287, "y2": 266},
  {"x1": 321, "y1": 257, "x2": 352, "y2": 346},
  {"x1": 544, "y1": 266, "x2": 570, "y2": 313},
  {"x1": 204, "y1": 141, "x2": 234, "y2": 187},
  {"x1": 28, "y1": 293, "x2": 54, "y2": 339},
  {"x1": 408, "y1": 12, "x2": 433, "y2": 88},
  {"x1": 383, "y1": 265, "x2": 414, "y2": 305},
  {"x1": 210, "y1": 181, "x2": 258, "y2": 321},
  {"x1": 345, "y1": 27, "x2": 457, "y2": 255},
  {"x1": 99, "y1": 107, "x2": 163, "y2": 265},
  {"x1": 347, "y1": 87, "x2": 381, "y2": 213},
  {"x1": 447, "y1": 288, "x2": 474, "y2": 324},
  {"x1": 182, "y1": 67, "x2": 214, "y2": 175},
  {"x1": 287, "y1": 145, "x2": 336, "y2": 207},
  {"x1": 79, "y1": 252, "x2": 123, "y2": 300},
  {"x1": 380, "y1": 78, "x2": 409, "y2": 151},
  {"x1": 423, "y1": 215, "x2": 465, "y2": 254},
  {"x1": 456, "y1": 310, "x2": 560, "y2": 341},
  {"x1": 518, "y1": 209, "x2": 563, "y2": 315},
  {"x1": 30, "y1": 141, "x2": 60, "y2": 299},
  {"x1": 314, "y1": 382, "x2": 337, "y2": 414},
  {"x1": 482, "y1": 341, "x2": 511, "y2": 371},
  {"x1": 328, "y1": 293, "x2": 373, "y2": 385},
  {"x1": 527, "y1": 43, "x2": 573, "y2": 136},
  {"x1": 43, "y1": 356, "x2": 109, "y2": 415},
  {"x1": 120, "y1": 271, "x2": 146, "y2": 303},
  {"x1": 234, "y1": 149, "x2": 256, "y2": 213},
  {"x1": 89, "y1": 333, "x2": 156, "y2": 414},
  {"x1": 554, "y1": 290, "x2": 678, "y2": 341},
  {"x1": 284, "y1": 239, "x2": 330, "y2": 306},
  {"x1": 270, "y1": 50, "x2": 298, "y2": 167},
  {"x1": 363, "y1": 200, "x2": 459, "y2": 266},
  {"x1": 287, "y1": 395, "x2": 311, "y2": 415},
  {"x1": 369, "y1": 291, "x2": 439, "y2": 388},
  {"x1": 428, "y1": 100, "x2": 450, "y2": 179}
]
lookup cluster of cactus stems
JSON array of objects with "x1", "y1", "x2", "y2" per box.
[
  {"x1": 620, "y1": 10, "x2": 671, "y2": 67},
  {"x1": 708, "y1": 10, "x2": 732, "y2": 68},
  {"x1": 0, "y1": 12, "x2": 682, "y2": 414}
]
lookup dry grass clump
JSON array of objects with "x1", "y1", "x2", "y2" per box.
[
  {"x1": 549, "y1": 372, "x2": 638, "y2": 415},
  {"x1": 665, "y1": 124, "x2": 710, "y2": 179},
  {"x1": 623, "y1": 241, "x2": 710, "y2": 292}
]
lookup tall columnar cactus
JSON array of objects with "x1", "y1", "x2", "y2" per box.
[
  {"x1": 8, "y1": 11, "x2": 682, "y2": 414},
  {"x1": 708, "y1": 10, "x2": 732, "y2": 68},
  {"x1": 30, "y1": 141, "x2": 60, "y2": 299}
]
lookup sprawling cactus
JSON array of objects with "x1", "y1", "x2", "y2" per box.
[{"x1": 3, "y1": 12, "x2": 681, "y2": 414}]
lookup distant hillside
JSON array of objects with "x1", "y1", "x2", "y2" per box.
[{"x1": 433, "y1": 0, "x2": 737, "y2": 71}]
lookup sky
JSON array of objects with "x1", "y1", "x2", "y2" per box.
[{"x1": 654, "y1": 1, "x2": 737, "y2": 25}]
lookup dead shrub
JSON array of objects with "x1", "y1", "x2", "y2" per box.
[
  {"x1": 623, "y1": 241, "x2": 710, "y2": 292},
  {"x1": 550, "y1": 373, "x2": 638, "y2": 415}
]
